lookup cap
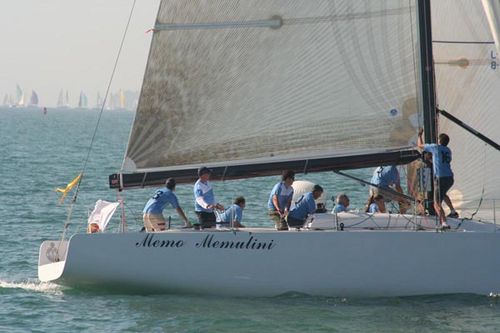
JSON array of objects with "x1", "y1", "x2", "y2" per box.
[{"x1": 198, "y1": 166, "x2": 212, "y2": 177}]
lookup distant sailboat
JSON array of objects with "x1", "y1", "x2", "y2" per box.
[
  {"x1": 29, "y1": 90, "x2": 39, "y2": 107},
  {"x1": 65, "y1": 91, "x2": 70, "y2": 108},
  {"x1": 57, "y1": 89, "x2": 65, "y2": 108},
  {"x1": 16, "y1": 84, "x2": 24, "y2": 107},
  {"x1": 2, "y1": 94, "x2": 10, "y2": 107},
  {"x1": 107, "y1": 92, "x2": 116, "y2": 110},
  {"x1": 78, "y1": 91, "x2": 88, "y2": 109},
  {"x1": 96, "y1": 92, "x2": 103, "y2": 109},
  {"x1": 9, "y1": 94, "x2": 16, "y2": 107},
  {"x1": 119, "y1": 89, "x2": 125, "y2": 110}
]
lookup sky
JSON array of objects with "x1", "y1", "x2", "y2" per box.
[{"x1": 0, "y1": 0, "x2": 161, "y2": 107}]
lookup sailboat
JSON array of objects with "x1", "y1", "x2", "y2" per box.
[
  {"x1": 106, "y1": 92, "x2": 116, "y2": 110},
  {"x1": 78, "y1": 91, "x2": 88, "y2": 109},
  {"x1": 95, "y1": 92, "x2": 103, "y2": 109},
  {"x1": 118, "y1": 89, "x2": 126, "y2": 110},
  {"x1": 15, "y1": 84, "x2": 24, "y2": 107},
  {"x1": 29, "y1": 90, "x2": 39, "y2": 107},
  {"x1": 57, "y1": 89, "x2": 65, "y2": 109},
  {"x1": 65, "y1": 91, "x2": 70, "y2": 108},
  {"x1": 38, "y1": 0, "x2": 500, "y2": 297},
  {"x1": 2, "y1": 93, "x2": 11, "y2": 107}
]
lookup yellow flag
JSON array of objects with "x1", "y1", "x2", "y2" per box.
[{"x1": 55, "y1": 173, "x2": 82, "y2": 204}]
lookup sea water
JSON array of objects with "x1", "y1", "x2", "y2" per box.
[{"x1": 1, "y1": 107, "x2": 499, "y2": 333}]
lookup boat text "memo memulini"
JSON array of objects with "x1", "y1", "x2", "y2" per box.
[{"x1": 135, "y1": 233, "x2": 276, "y2": 250}]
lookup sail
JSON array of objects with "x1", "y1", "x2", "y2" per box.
[
  {"x1": 107, "y1": 93, "x2": 116, "y2": 110},
  {"x1": 117, "y1": 0, "x2": 424, "y2": 187},
  {"x1": 432, "y1": 0, "x2": 500, "y2": 221},
  {"x1": 78, "y1": 91, "x2": 88, "y2": 108},
  {"x1": 96, "y1": 92, "x2": 103, "y2": 109},
  {"x1": 16, "y1": 84, "x2": 24, "y2": 107},
  {"x1": 119, "y1": 89, "x2": 125, "y2": 109},
  {"x1": 30, "y1": 90, "x2": 39, "y2": 106},
  {"x1": 3, "y1": 94, "x2": 9, "y2": 106},
  {"x1": 65, "y1": 91, "x2": 70, "y2": 108},
  {"x1": 57, "y1": 89, "x2": 64, "y2": 108}
]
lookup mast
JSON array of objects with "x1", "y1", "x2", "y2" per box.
[
  {"x1": 417, "y1": 0, "x2": 440, "y2": 215},
  {"x1": 417, "y1": 0, "x2": 437, "y2": 143}
]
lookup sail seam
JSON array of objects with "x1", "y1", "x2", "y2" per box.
[
  {"x1": 155, "y1": 18, "x2": 282, "y2": 30},
  {"x1": 154, "y1": 9, "x2": 411, "y2": 32}
]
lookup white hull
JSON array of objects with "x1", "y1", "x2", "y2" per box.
[{"x1": 39, "y1": 213, "x2": 500, "y2": 297}]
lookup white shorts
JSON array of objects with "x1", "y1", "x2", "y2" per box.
[{"x1": 143, "y1": 213, "x2": 166, "y2": 231}]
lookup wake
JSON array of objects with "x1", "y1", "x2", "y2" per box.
[{"x1": 0, "y1": 278, "x2": 63, "y2": 294}]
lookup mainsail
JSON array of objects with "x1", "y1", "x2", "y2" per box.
[
  {"x1": 57, "y1": 89, "x2": 65, "y2": 108},
  {"x1": 16, "y1": 84, "x2": 24, "y2": 107},
  {"x1": 96, "y1": 92, "x2": 103, "y2": 109},
  {"x1": 65, "y1": 91, "x2": 70, "y2": 108},
  {"x1": 432, "y1": 0, "x2": 500, "y2": 221},
  {"x1": 3, "y1": 94, "x2": 10, "y2": 107},
  {"x1": 78, "y1": 91, "x2": 88, "y2": 108},
  {"x1": 119, "y1": 89, "x2": 125, "y2": 109},
  {"x1": 114, "y1": 0, "x2": 426, "y2": 188},
  {"x1": 29, "y1": 90, "x2": 39, "y2": 106}
]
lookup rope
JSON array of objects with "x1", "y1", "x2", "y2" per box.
[{"x1": 58, "y1": 0, "x2": 138, "y2": 245}]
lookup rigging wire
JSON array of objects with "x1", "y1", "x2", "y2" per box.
[{"x1": 59, "y1": 0, "x2": 138, "y2": 243}]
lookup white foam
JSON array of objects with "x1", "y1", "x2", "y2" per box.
[{"x1": 0, "y1": 279, "x2": 64, "y2": 295}]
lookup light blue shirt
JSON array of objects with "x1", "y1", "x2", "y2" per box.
[
  {"x1": 288, "y1": 192, "x2": 316, "y2": 220},
  {"x1": 368, "y1": 202, "x2": 380, "y2": 213},
  {"x1": 194, "y1": 179, "x2": 215, "y2": 212},
  {"x1": 424, "y1": 144, "x2": 453, "y2": 178},
  {"x1": 267, "y1": 182, "x2": 294, "y2": 211},
  {"x1": 371, "y1": 166, "x2": 400, "y2": 188},
  {"x1": 333, "y1": 203, "x2": 348, "y2": 213},
  {"x1": 219, "y1": 204, "x2": 243, "y2": 225},
  {"x1": 143, "y1": 188, "x2": 179, "y2": 214}
]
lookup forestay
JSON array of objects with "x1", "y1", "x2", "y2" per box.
[
  {"x1": 432, "y1": 1, "x2": 500, "y2": 222},
  {"x1": 483, "y1": 0, "x2": 500, "y2": 53},
  {"x1": 117, "y1": 0, "x2": 424, "y2": 187}
]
